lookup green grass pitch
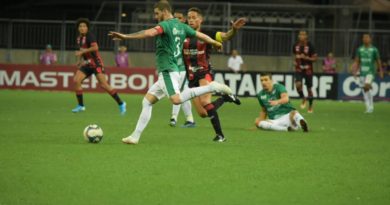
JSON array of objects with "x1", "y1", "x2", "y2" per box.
[{"x1": 0, "y1": 90, "x2": 389, "y2": 205}]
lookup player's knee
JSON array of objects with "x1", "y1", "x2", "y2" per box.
[
  {"x1": 197, "y1": 110, "x2": 208, "y2": 118},
  {"x1": 255, "y1": 118, "x2": 262, "y2": 128},
  {"x1": 170, "y1": 96, "x2": 182, "y2": 105}
]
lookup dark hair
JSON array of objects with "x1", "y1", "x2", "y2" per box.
[
  {"x1": 260, "y1": 72, "x2": 272, "y2": 79},
  {"x1": 154, "y1": 1, "x2": 172, "y2": 13},
  {"x1": 174, "y1": 10, "x2": 185, "y2": 15},
  {"x1": 188, "y1": 7, "x2": 203, "y2": 16},
  {"x1": 76, "y1": 18, "x2": 90, "y2": 29}
]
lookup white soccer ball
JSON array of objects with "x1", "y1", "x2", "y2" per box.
[{"x1": 83, "y1": 124, "x2": 103, "y2": 143}]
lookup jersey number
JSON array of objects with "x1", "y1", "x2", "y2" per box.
[{"x1": 173, "y1": 36, "x2": 181, "y2": 57}]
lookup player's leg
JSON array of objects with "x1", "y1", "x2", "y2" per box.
[
  {"x1": 197, "y1": 78, "x2": 226, "y2": 142},
  {"x1": 360, "y1": 76, "x2": 372, "y2": 113},
  {"x1": 122, "y1": 81, "x2": 165, "y2": 144},
  {"x1": 72, "y1": 69, "x2": 88, "y2": 113},
  {"x1": 255, "y1": 118, "x2": 288, "y2": 131},
  {"x1": 170, "y1": 104, "x2": 181, "y2": 127},
  {"x1": 364, "y1": 75, "x2": 374, "y2": 113},
  {"x1": 295, "y1": 72, "x2": 306, "y2": 109},
  {"x1": 289, "y1": 110, "x2": 308, "y2": 132},
  {"x1": 305, "y1": 74, "x2": 314, "y2": 113},
  {"x1": 167, "y1": 71, "x2": 232, "y2": 105},
  {"x1": 95, "y1": 72, "x2": 126, "y2": 115}
]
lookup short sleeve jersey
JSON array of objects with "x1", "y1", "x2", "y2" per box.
[
  {"x1": 356, "y1": 45, "x2": 380, "y2": 76},
  {"x1": 292, "y1": 41, "x2": 316, "y2": 73},
  {"x1": 257, "y1": 83, "x2": 295, "y2": 120},
  {"x1": 77, "y1": 32, "x2": 104, "y2": 68},
  {"x1": 155, "y1": 18, "x2": 196, "y2": 73}
]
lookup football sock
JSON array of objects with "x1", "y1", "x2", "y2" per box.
[
  {"x1": 171, "y1": 104, "x2": 181, "y2": 121},
  {"x1": 298, "y1": 90, "x2": 305, "y2": 99},
  {"x1": 258, "y1": 121, "x2": 288, "y2": 131},
  {"x1": 362, "y1": 91, "x2": 370, "y2": 111},
  {"x1": 367, "y1": 90, "x2": 374, "y2": 109},
  {"x1": 131, "y1": 98, "x2": 153, "y2": 141},
  {"x1": 308, "y1": 89, "x2": 314, "y2": 107},
  {"x1": 76, "y1": 90, "x2": 84, "y2": 106},
  {"x1": 212, "y1": 97, "x2": 225, "y2": 111},
  {"x1": 204, "y1": 103, "x2": 224, "y2": 136},
  {"x1": 179, "y1": 85, "x2": 213, "y2": 103},
  {"x1": 181, "y1": 100, "x2": 194, "y2": 122},
  {"x1": 109, "y1": 90, "x2": 123, "y2": 105},
  {"x1": 293, "y1": 112, "x2": 305, "y2": 128}
]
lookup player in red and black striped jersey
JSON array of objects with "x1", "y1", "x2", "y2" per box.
[
  {"x1": 184, "y1": 7, "x2": 246, "y2": 142},
  {"x1": 292, "y1": 30, "x2": 318, "y2": 113},
  {"x1": 72, "y1": 18, "x2": 126, "y2": 114}
]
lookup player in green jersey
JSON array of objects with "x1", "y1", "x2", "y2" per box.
[
  {"x1": 352, "y1": 34, "x2": 384, "y2": 113},
  {"x1": 255, "y1": 72, "x2": 308, "y2": 132},
  {"x1": 108, "y1": 1, "x2": 232, "y2": 144},
  {"x1": 169, "y1": 10, "x2": 196, "y2": 128}
]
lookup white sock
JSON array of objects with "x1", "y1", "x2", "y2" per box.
[
  {"x1": 293, "y1": 112, "x2": 305, "y2": 128},
  {"x1": 181, "y1": 100, "x2": 194, "y2": 122},
  {"x1": 179, "y1": 85, "x2": 212, "y2": 103},
  {"x1": 171, "y1": 104, "x2": 181, "y2": 121},
  {"x1": 362, "y1": 91, "x2": 370, "y2": 111},
  {"x1": 367, "y1": 90, "x2": 374, "y2": 110},
  {"x1": 258, "y1": 121, "x2": 288, "y2": 131},
  {"x1": 131, "y1": 98, "x2": 153, "y2": 141}
]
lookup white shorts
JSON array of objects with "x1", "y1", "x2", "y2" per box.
[
  {"x1": 360, "y1": 74, "x2": 374, "y2": 86},
  {"x1": 148, "y1": 71, "x2": 181, "y2": 100},
  {"x1": 178, "y1": 71, "x2": 188, "y2": 91},
  {"x1": 268, "y1": 113, "x2": 292, "y2": 128}
]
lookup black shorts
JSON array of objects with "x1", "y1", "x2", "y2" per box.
[
  {"x1": 79, "y1": 66, "x2": 105, "y2": 78},
  {"x1": 295, "y1": 71, "x2": 313, "y2": 88},
  {"x1": 188, "y1": 69, "x2": 214, "y2": 88}
]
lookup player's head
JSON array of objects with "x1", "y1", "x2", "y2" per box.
[
  {"x1": 174, "y1": 10, "x2": 186, "y2": 23},
  {"x1": 119, "y1": 45, "x2": 127, "y2": 53},
  {"x1": 45, "y1": 44, "x2": 52, "y2": 52},
  {"x1": 362, "y1": 33, "x2": 372, "y2": 45},
  {"x1": 327, "y1": 52, "x2": 333, "y2": 58},
  {"x1": 76, "y1": 18, "x2": 90, "y2": 35},
  {"x1": 260, "y1": 72, "x2": 273, "y2": 91},
  {"x1": 231, "y1": 49, "x2": 239, "y2": 57},
  {"x1": 153, "y1": 1, "x2": 172, "y2": 22},
  {"x1": 187, "y1": 7, "x2": 203, "y2": 30},
  {"x1": 298, "y1": 30, "x2": 308, "y2": 42}
]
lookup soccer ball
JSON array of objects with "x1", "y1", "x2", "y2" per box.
[{"x1": 83, "y1": 124, "x2": 103, "y2": 143}]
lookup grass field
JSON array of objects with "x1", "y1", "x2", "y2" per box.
[{"x1": 0, "y1": 90, "x2": 389, "y2": 205}]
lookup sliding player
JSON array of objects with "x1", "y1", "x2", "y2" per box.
[{"x1": 255, "y1": 73, "x2": 308, "y2": 132}]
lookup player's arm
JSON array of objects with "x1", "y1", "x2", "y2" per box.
[
  {"x1": 255, "y1": 106, "x2": 268, "y2": 127},
  {"x1": 108, "y1": 26, "x2": 161, "y2": 40},
  {"x1": 351, "y1": 56, "x2": 360, "y2": 77},
  {"x1": 195, "y1": 31, "x2": 222, "y2": 50},
  {"x1": 376, "y1": 58, "x2": 384, "y2": 79},
  {"x1": 217, "y1": 18, "x2": 246, "y2": 42},
  {"x1": 303, "y1": 53, "x2": 318, "y2": 62},
  {"x1": 75, "y1": 42, "x2": 99, "y2": 57},
  {"x1": 269, "y1": 92, "x2": 289, "y2": 106}
]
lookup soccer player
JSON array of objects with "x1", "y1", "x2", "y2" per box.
[
  {"x1": 108, "y1": 1, "x2": 232, "y2": 144},
  {"x1": 169, "y1": 9, "x2": 196, "y2": 128},
  {"x1": 293, "y1": 30, "x2": 317, "y2": 113},
  {"x1": 255, "y1": 73, "x2": 308, "y2": 132},
  {"x1": 72, "y1": 18, "x2": 127, "y2": 115},
  {"x1": 183, "y1": 7, "x2": 246, "y2": 142},
  {"x1": 352, "y1": 34, "x2": 384, "y2": 113}
]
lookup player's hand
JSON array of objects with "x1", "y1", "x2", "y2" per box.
[
  {"x1": 231, "y1": 18, "x2": 247, "y2": 30},
  {"x1": 75, "y1": 50, "x2": 84, "y2": 57},
  {"x1": 269, "y1": 100, "x2": 279, "y2": 106},
  {"x1": 108, "y1": 31, "x2": 126, "y2": 41},
  {"x1": 213, "y1": 41, "x2": 223, "y2": 52}
]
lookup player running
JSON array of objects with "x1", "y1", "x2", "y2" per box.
[
  {"x1": 183, "y1": 7, "x2": 246, "y2": 142},
  {"x1": 108, "y1": 1, "x2": 232, "y2": 144},
  {"x1": 293, "y1": 30, "x2": 317, "y2": 113},
  {"x1": 352, "y1": 34, "x2": 384, "y2": 113},
  {"x1": 72, "y1": 18, "x2": 126, "y2": 115},
  {"x1": 255, "y1": 73, "x2": 308, "y2": 132},
  {"x1": 169, "y1": 9, "x2": 196, "y2": 128}
]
